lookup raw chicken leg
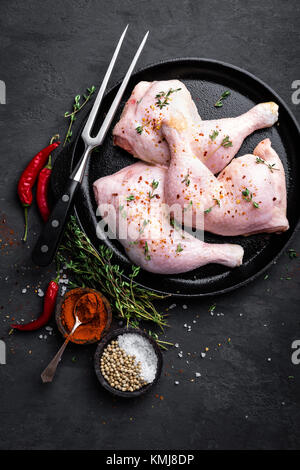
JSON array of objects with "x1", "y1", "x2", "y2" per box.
[
  {"x1": 190, "y1": 101, "x2": 278, "y2": 174},
  {"x1": 93, "y1": 162, "x2": 244, "y2": 274},
  {"x1": 113, "y1": 80, "x2": 278, "y2": 173},
  {"x1": 113, "y1": 80, "x2": 201, "y2": 166},
  {"x1": 163, "y1": 117, "x2": 289, "y2": 236}
]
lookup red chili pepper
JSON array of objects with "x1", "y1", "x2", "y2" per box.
[
  {"x1": 37, "y1": 166, "x2": 52, "y2": 222},
  {"x1": 36, "y1": 135, "x2": 60, "y2": 222},
  {"x1": 11, "y1": 279, "x2": 59, "y2": 331},
  {"x1": 18, "y1": 139, "x2": 60, "y2": 241}
]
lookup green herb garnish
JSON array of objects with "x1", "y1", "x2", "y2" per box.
[
  {"x1": 242, "y1": 188, "x2": 252, "y2": 202},
  {"x1": 64, "y1": 86, "x2": 96, "y2": 146},
  {"x1": 255, "y1": 157, "x2": 279, "y2": 173},
  {"x1": 170, "y1": 218, "x2": 181, "y2": 230},
  {"x1": 126, "y1": 195, "x2": 135, "y2": 201},
  {"x1": 242, "y1": 188, "x2": 259, "y2": 208},
  {"x1": 144, "y1": 241, "x2": 151, "y2": 260},
  {"x1": 139, "y1": 219, "x2": 150, "y2": 234},
  {"x1": 209, "y1": 130, "x2": 219, "y2": 141},
  {"x1": 184, "y1": 200, "x2": 193, "y2": 212},
  {"x1": 136, "y1": 125, "x2": 144, "y2": 134},
  {"x1": 205, "y1": 198, "x2": 220, "y2": 214},
  {"x1": 119, "y1": 205, "x2": 127, "y2": 218},
  {"x1": 176, "y1": 244, "x2": 183, "y2": 253},
  {"x1": 288, "y1": 248, "x2": 298, "y2": 259},
  {"x1": 181, "y1": 173, "x2": 190, "y2": 186},
  {"x1": 148, "y1": 179, "x2": 159, "y2": 199},
  {"x1": 155, "y1": 88, "x2": 181, "y2": 109},
  {"x1": 214, "y1": 90, "x2": 231, "y2": 108},
  {"x1": 221, "y1": 135, "x2": 233, "y2": 148}
]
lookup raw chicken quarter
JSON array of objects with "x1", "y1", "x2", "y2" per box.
[{"x1": 93, "y1": 80, "x2": 288, "y2": 275}]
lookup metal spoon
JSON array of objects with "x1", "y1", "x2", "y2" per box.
[{"x1": 41, "y1": 314, "x2": 82, "y2": 383}]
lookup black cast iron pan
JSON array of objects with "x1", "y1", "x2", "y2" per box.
[{"x1": 51, "y1": 58, "x2": 300, "y2": 297}]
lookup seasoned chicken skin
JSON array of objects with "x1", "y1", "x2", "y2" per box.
[
  {"x1": 113, "y1": 80, "x2": 278, "y2": 173},
  {"x1": 93, "y1": 162, "x2": 244, "y2": 274},
  {"x1": 163, "y1": 116, "x2": 288, "y2": 236}
]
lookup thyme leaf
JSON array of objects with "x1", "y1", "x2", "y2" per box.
[
  {"x1": 255, "y1": 157, "x2": 280, "y2": 172},
  {"x1": 221, "y1": 135, "x2": 233, "y2": 148},
  {"x1": 209, "y1": 130, "x2": 219, "y2": 141},
  {"x1": 214, "y1": 90, "x2": 231, "y2": 108},
  {"x1": 176, "y1": 244, "x2": 183, "y2": 253},
  {"x1": 148, "y1": 179, "x2": 159, "y2": 199},
  {"x1": 288, "y1": 248, "x2": 298, "y2": 259},
  {"x1": 136, "y1": 126, "x2": 144, "y2": 134},
  {"x1": 242, "y1": 188, "x2": 259, "y2": 208},
  {"x1": 144, "y1": 241, "x2": 151, "y2": 260},
  {"x1": 155, "y1": 88, "x2": 181, "y2": 109},
  {"x1": 64, "y1": 86, "x2": 96, "y2": 146},
  {"x1": 181, "y1": 173, "x2": 190, "y2": 186}
]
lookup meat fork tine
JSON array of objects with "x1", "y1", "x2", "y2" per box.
[
  {"x1": 82, "y1": 30, "x2": 149, "y2": 148},
  {"x1": 32, "y1": 28, "x2": 149, "y2": 267},
  {"x1": 72, "y1": 29, "x2": 149, "y2": 183},
  {"x1": 81, "y1": 24, "x2": 129, "y2": 145}
]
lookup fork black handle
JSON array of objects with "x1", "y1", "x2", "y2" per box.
[{"x1": 32, "y1": 178, "x2": 80, "y2": 267}]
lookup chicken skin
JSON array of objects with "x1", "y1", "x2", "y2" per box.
[
  {"x1": 93, "y1": 162, "x2": 244, "y2": 274},
  {"x1": 113, "y1": 80, "x2": 278, "y2": 173},
  {"x1": 163, "y1": 116, "x2": 289, "y2": 236},
  {"x1": 113, "y1": 80, "x2": 201, "y2": 166}
]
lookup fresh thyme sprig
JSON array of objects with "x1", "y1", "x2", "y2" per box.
[
  {"x1": 288, "y1": 248, "x2": 298, "y2": 259},
  {"x1": 176, "y1": 244, "x2": 183, "y2": 253},
  {"x1": 204, "y1": 198, "x2": 221, "y2": 214},
  {"x1": 63, "y1": 86, "x2": 96, "y2": 146},
  {"x1": 136, "y1": 125, "x2": 144, "y2": 134},
  {"x1": 241, "y1": 188, "x2": 259, "y2": 208},
  {"x1": 209, "y1": 130, "x2": 219, "y2": 141},
  {"x1": 214, "y1": 90, "x2": 231, "y2": 107},
  {"x1": 255, "y1": 157, "x2": 280, "y2": 173},
  {"x1": 206, "y1": 134, "x2": 233, "y2": 160},
  {"x1": 155, "y1": 88, "x2": 181, "y2": 109},
  {"x1": 181, "y1": 173, "x2": 190, "y2": 186},
  {"x1": 221, "y1": 135, "x2": 233, "y2": 148},
  {"x1": 136, "y1": 120, "x2": 150, "y2": 134},
  {"x1": 148, "y1": 180, "x2": 159, "y2": 199},
  {"x1": 56, "y1": 217, "x2": 169, "y2": 345}
]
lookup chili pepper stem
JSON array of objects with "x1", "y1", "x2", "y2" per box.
[
  {"x1": 47, "y1": 134, "x2": 59, "y2": 169},
  {"x1": 22, "y1": 206, "x2": 28, "y2": 242}
]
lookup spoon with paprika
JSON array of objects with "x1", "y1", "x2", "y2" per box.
[{"x1": 41, "y1": 293, "x2": 98, "y2": 383}]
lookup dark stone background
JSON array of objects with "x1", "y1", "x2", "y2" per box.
[{"x1": 0, "y1": 0, "x2": 300, "y2": 450}]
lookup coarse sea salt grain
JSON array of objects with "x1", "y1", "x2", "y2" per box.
[
  {"x1": 117, "y1": 333, "x2": 158, "y2": 384},
  {"x1": 37, "y1": 289, "x2": 44, "y2": 297}
]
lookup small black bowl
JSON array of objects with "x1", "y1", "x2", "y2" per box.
[{"x1": 94, "y1": 327, "x2": 163, "y2": 398}]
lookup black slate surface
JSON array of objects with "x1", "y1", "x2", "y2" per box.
[{"x1": 0, "y1": 0, "x2": 300, "y2": 450}]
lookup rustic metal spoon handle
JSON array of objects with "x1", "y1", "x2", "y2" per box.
[{"x1": 41, "y1": 319, "x2": 81, "y2": 383}]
